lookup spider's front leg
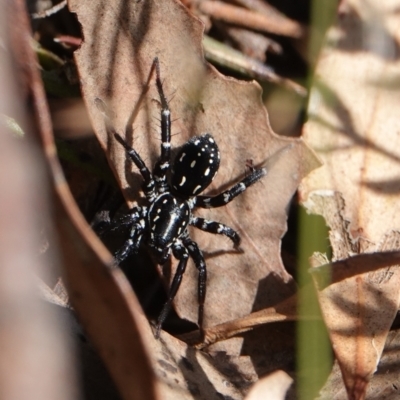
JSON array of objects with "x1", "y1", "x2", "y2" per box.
[
  {"x1": 194, "y1": 167, "x2": 266, "y2": 208},
  {"x1": 114, "y1": 132, "x2": 156, "y2": 201},
  {"x1": 152, "y1": 57, "x2": 171, "y2": 193}
]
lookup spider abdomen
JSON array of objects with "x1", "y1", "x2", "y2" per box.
[
  {"x1": 171, "y1": 134, "x2": 220, "y2": 197},
  {"x1": 148, "y1": 193, "x2": 190, "y2": 256}
]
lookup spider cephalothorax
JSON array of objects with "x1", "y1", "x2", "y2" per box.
[{"x1": 112, "y1": 57, "x2": 266, "y2": 338}]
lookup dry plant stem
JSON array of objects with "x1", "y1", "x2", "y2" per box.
[
  {"x1": 192, "y1": 250, "x2": 400, "y2": 346},
  {"x1": 32, "y1": 0, "x2": 67, "y2": 19},
  {"x1": 216, "y1": 22, "x2": 282, "y2": 62},
  {"x1": 203, "y1": 35, "x2": 307, "y2": 96},
  {"x1": 181, "y1": 292, "x2": 319, "y2": 347},
  {"x1": 310, "y1": 251, "x2": 400, "y2": 290},
  {"x1": 54, "y1": 35, "x2": 82, "y2": 48},
  {"x1": 199, "y1": 0, "x2": 304, "y2": 38},
  {"x1": 231, "y1": 0, "x2": 294, "y2": 21}
]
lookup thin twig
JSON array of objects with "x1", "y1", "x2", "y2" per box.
[
  {"x1": 32, "y1": 0, "x2": 67, "y2": 19},
  {"x1": 199, "y1": 1, "x2": 304, "y2": 38}
]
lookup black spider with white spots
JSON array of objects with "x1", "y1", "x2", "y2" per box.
[{"x1": 112, "y1": 58, "x2": 266, "y2": 339}]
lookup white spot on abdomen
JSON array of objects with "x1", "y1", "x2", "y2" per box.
[{"x1": 193, "y1": 185, "x2": 202, "y2": 194}]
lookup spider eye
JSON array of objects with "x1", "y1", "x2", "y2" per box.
[{"x1": 171, "y1": 133, "x2": 220, "y2": 197}]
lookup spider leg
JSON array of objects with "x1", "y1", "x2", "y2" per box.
[
  {"x1": 152, "y1": 58, "x2": 171, "y2": 193},
  {"x1": 97, "y1": 207, "x2": 143, "y2": 240},
  {"x1": 114, "y1": 132, "x2": 156, "y2": 201},
  {"x1": 182, "y1": 236, "x2": 207, "y2": 339},
  {"x1": 114, "y1": 221, "x2": 145, "y2": 265},
  {"x1": 112, "y1": 206, "x2": 146, "y2": 265},
  {"x1": 194, "y1": 168, "x2": 266, "y2": 208},
  {"x1": 155, "y1": 240, "x2": 189, "y2": 337},
  {"x1": 190, "y1": 216, "x2": 241, "y2": 247},
  {"x1": 111, "y1": 207, "x2": 144, "y2": 230}
]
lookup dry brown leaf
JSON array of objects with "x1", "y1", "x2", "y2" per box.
[
  {"x1": 153, "y1": 330, "x2": 260, "y2": 399},
  {"x1": 301, "y1": 1, "x2": 400, "y2": 398},
  {"x1": 0, "y1": 103, "x2": 77, "y2": 400},
  {"x1": 317, "y1": 329, "x2": 400, "y2": 400},
  {"x1": 245, "y1": 370, "x2": 293, "y2": 400},
  {"x1": 68, "y1": 0, "x2": 318, "y2": 341}
]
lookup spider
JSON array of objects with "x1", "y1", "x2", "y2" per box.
[{"x1": 112, "y1": 57, "x2": 266, "y2": 339}]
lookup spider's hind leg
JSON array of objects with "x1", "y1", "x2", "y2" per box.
[
  {"x1": 182, "y1": 236, "x2": 207, "y2": 340},
  {"x1": 155, "y1": 240, "x2": 189, "y2": 337}
]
